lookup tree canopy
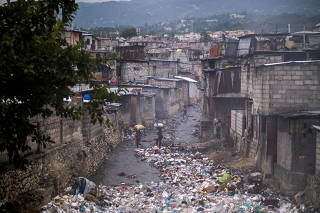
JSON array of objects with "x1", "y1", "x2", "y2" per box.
[
  {"x1": 200, "y1": 30, "x2": 212, "y2": 42},
  {"x1": 120, "y1": 27, "x2": 137, "y2": 39},
  {"x1": 0, "y1": 0, "x2": 116, "y2": 167}
]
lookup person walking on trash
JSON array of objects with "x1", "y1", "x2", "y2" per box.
[
  {"x1": 156, "y1": 126, "x2": 163, "y2": 148},
  {"x1": 154, "y1": 123, "x2": 164, "y2": 147},
  {"x1": 183, "y1": 105, "x2": 187, "y2": 120},
  {"x1": 134, "y1": 129, "x2": 142, "y2": 148},
  {"x1": 215, "y1": 119, "x2": 222, "y2": 139},
  {"x1": 134, "y1": 124, "x2": 145, "y2": 148}
]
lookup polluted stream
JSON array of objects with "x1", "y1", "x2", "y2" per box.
[
  {"x1": 91, "y1": 105, "x2": 201, "y2": 186},
  {"x1": 41, "y1": 105, "x2": 301, "y2": 212}
]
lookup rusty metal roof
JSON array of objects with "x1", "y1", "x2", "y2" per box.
[{"x1": 278, "y1": 111, "x2": 320, "y2": 118}]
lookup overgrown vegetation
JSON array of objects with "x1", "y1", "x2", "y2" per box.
[
  {"x1": 120, "y1": 27, "x2": 138, "y2": 39},
  {"x1": 0, "y1": 0, "x2": 117, "y2": 167},
  {"x1": 140, "y1": 13, "x2": 320, "y2": 35}
]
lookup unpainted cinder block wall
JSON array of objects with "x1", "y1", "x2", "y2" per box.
[{"x1": 252, "y1": 62, "x2": 320, "y2": 115}]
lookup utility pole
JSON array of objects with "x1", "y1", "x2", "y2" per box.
[{"x1": 303, "y1": 25, "x2": 306, "y2": 49}]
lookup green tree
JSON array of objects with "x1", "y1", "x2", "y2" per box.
[
  {"x1": 120, "y1": 27, "x2": 137, "y2": 38},
  {"x1": 200, "y1": 30, "x2": 212, "y2": 42},
  {"x1": 0, "y1": 0, "x2": 117, "y2": 167}
]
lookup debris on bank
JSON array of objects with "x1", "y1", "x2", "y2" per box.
[{"x1": 42, "y1": 147, "x2": 302, "y2": 213}]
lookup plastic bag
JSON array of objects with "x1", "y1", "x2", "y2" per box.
[
  {"x1": 72, "y1": 177, "x2": 96, "y2": 195},
  {"x1": 219, "y1": 173, "x2": 231, "y2": 184}
]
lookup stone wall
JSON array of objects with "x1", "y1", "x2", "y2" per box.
[
  {"x1": 0, "y1": 112, "x2": 122, "y2": 210},
  {"x1": 149, "y1": 60, "x2": 178, "y2": 78},
  {"x1": 120, "y1": 61, "x2": 150, "y2": 83},
  {"x1": 148, "y1": 79, "x2": 178, "y2": 88}
]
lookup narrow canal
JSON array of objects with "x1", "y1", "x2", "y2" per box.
[{"x1": 91, "y1": 104, "x2": 202, "y2": 186}]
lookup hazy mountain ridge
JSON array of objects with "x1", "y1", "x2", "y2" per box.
[{"x1": 73, "y1": 0, "x2": 320, "y2": 28}]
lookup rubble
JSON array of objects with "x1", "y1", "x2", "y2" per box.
[{"x1": 42, "y1": 146, "x2": 301, "y2": 213}]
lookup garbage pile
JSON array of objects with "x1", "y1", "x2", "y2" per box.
[{"x1": 42, "y1": 147, "x2": 299, "y2": 212}]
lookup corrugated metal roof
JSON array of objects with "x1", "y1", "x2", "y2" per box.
[
  {"x1": 238, "y1": 33, "x2": 288, "y2": 38},
  {"x1": 225, "y1": 39, "x2": 239, "y2": 57},
  {"x1": 105, "y1": 102, "x2": 122, "y2": 107},
  {"x1": 108, "y1": 87, "x2": 142, "y2": 96},
  {"x1": 237, "y1": 37, "x2": 251, "y2": 56},
  {"x1": 151, "y1": 77, "x2": 181, "y2": 82},
  {"x1": 70, "y1": 84, "x2": 93, "y2": 93},
  {"x1": 174, "y1": 76, "x2": 197, "y2": 83},
  {"x1": 293, "y1": 31, "x2": 320, "y2": 35},
  {"x1": 263, "y1": 60, "x2": 320, "y2": 66},
  {"x1": 150, "y1": 58, "x2": 179, "y2": 62}
]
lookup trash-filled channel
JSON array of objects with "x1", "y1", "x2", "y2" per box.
[{"x1": 42, "y1": 146, "x2": 300, "y2": 213}]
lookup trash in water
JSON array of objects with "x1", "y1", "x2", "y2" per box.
[
  {"x1": 71, "y1": 177, "x2": 96, "y2": 196},
  {"x1": 42, "y1": 147, "x2": 300, "y2": 213}
]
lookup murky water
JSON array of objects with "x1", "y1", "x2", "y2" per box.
[{"x1": 91, "y1": 104, "x2": 201, "y2": 186}]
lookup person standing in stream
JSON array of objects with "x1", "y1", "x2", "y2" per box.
[
  {"x1": 135, "y1": 129, "x2": 142, "y2": 148},
  {"x1": 156, "y1": 126, "x2": 163, "y2": 148},
  {"x1": 215, "y1": 119, "x2": 222, "y2": 139}
]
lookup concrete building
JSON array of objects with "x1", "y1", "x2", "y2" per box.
[
  {"x1": 98, "y1": 37, "x2": 119, "y2": 51},
  {"x1": 63, "y1": 30, "x2": 83, "y2": 46},
  {"x1": 149, "y1": 59, "x2": 179, "y2": 79},
  {"x1": 201, "y1": 33, "x2": 320, "y2": 199},
  {"x1": 274, "y1": 112, "x2": 319, "y2": 194},
  {"x1": 118, "y1": 60, "x2": 150, "y2": 84},
  {"x1": 110, "y1": 87, "x2": 156, "y2": 127},
  {"x1": 175, "y1": 76, "x2": 200, "y2": 105},
  {"x1": 82, "y1": 33, "x2": 99, "y2": 51},
  {"x1": 238, "y1": 60, "x2": 320, "y2": 195},
  {"x1": 117, "y1": 58, "x2": 180, "y2": 84},
  {"x1": 116, "y1": 45, "x2": 146, "y2": 60},
  {"x1": 147, "y1": 77, "x2": 189, "y2": 117},
  {"x1": 201, "y1": 66, "x2": 245, "y2": 140}
]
